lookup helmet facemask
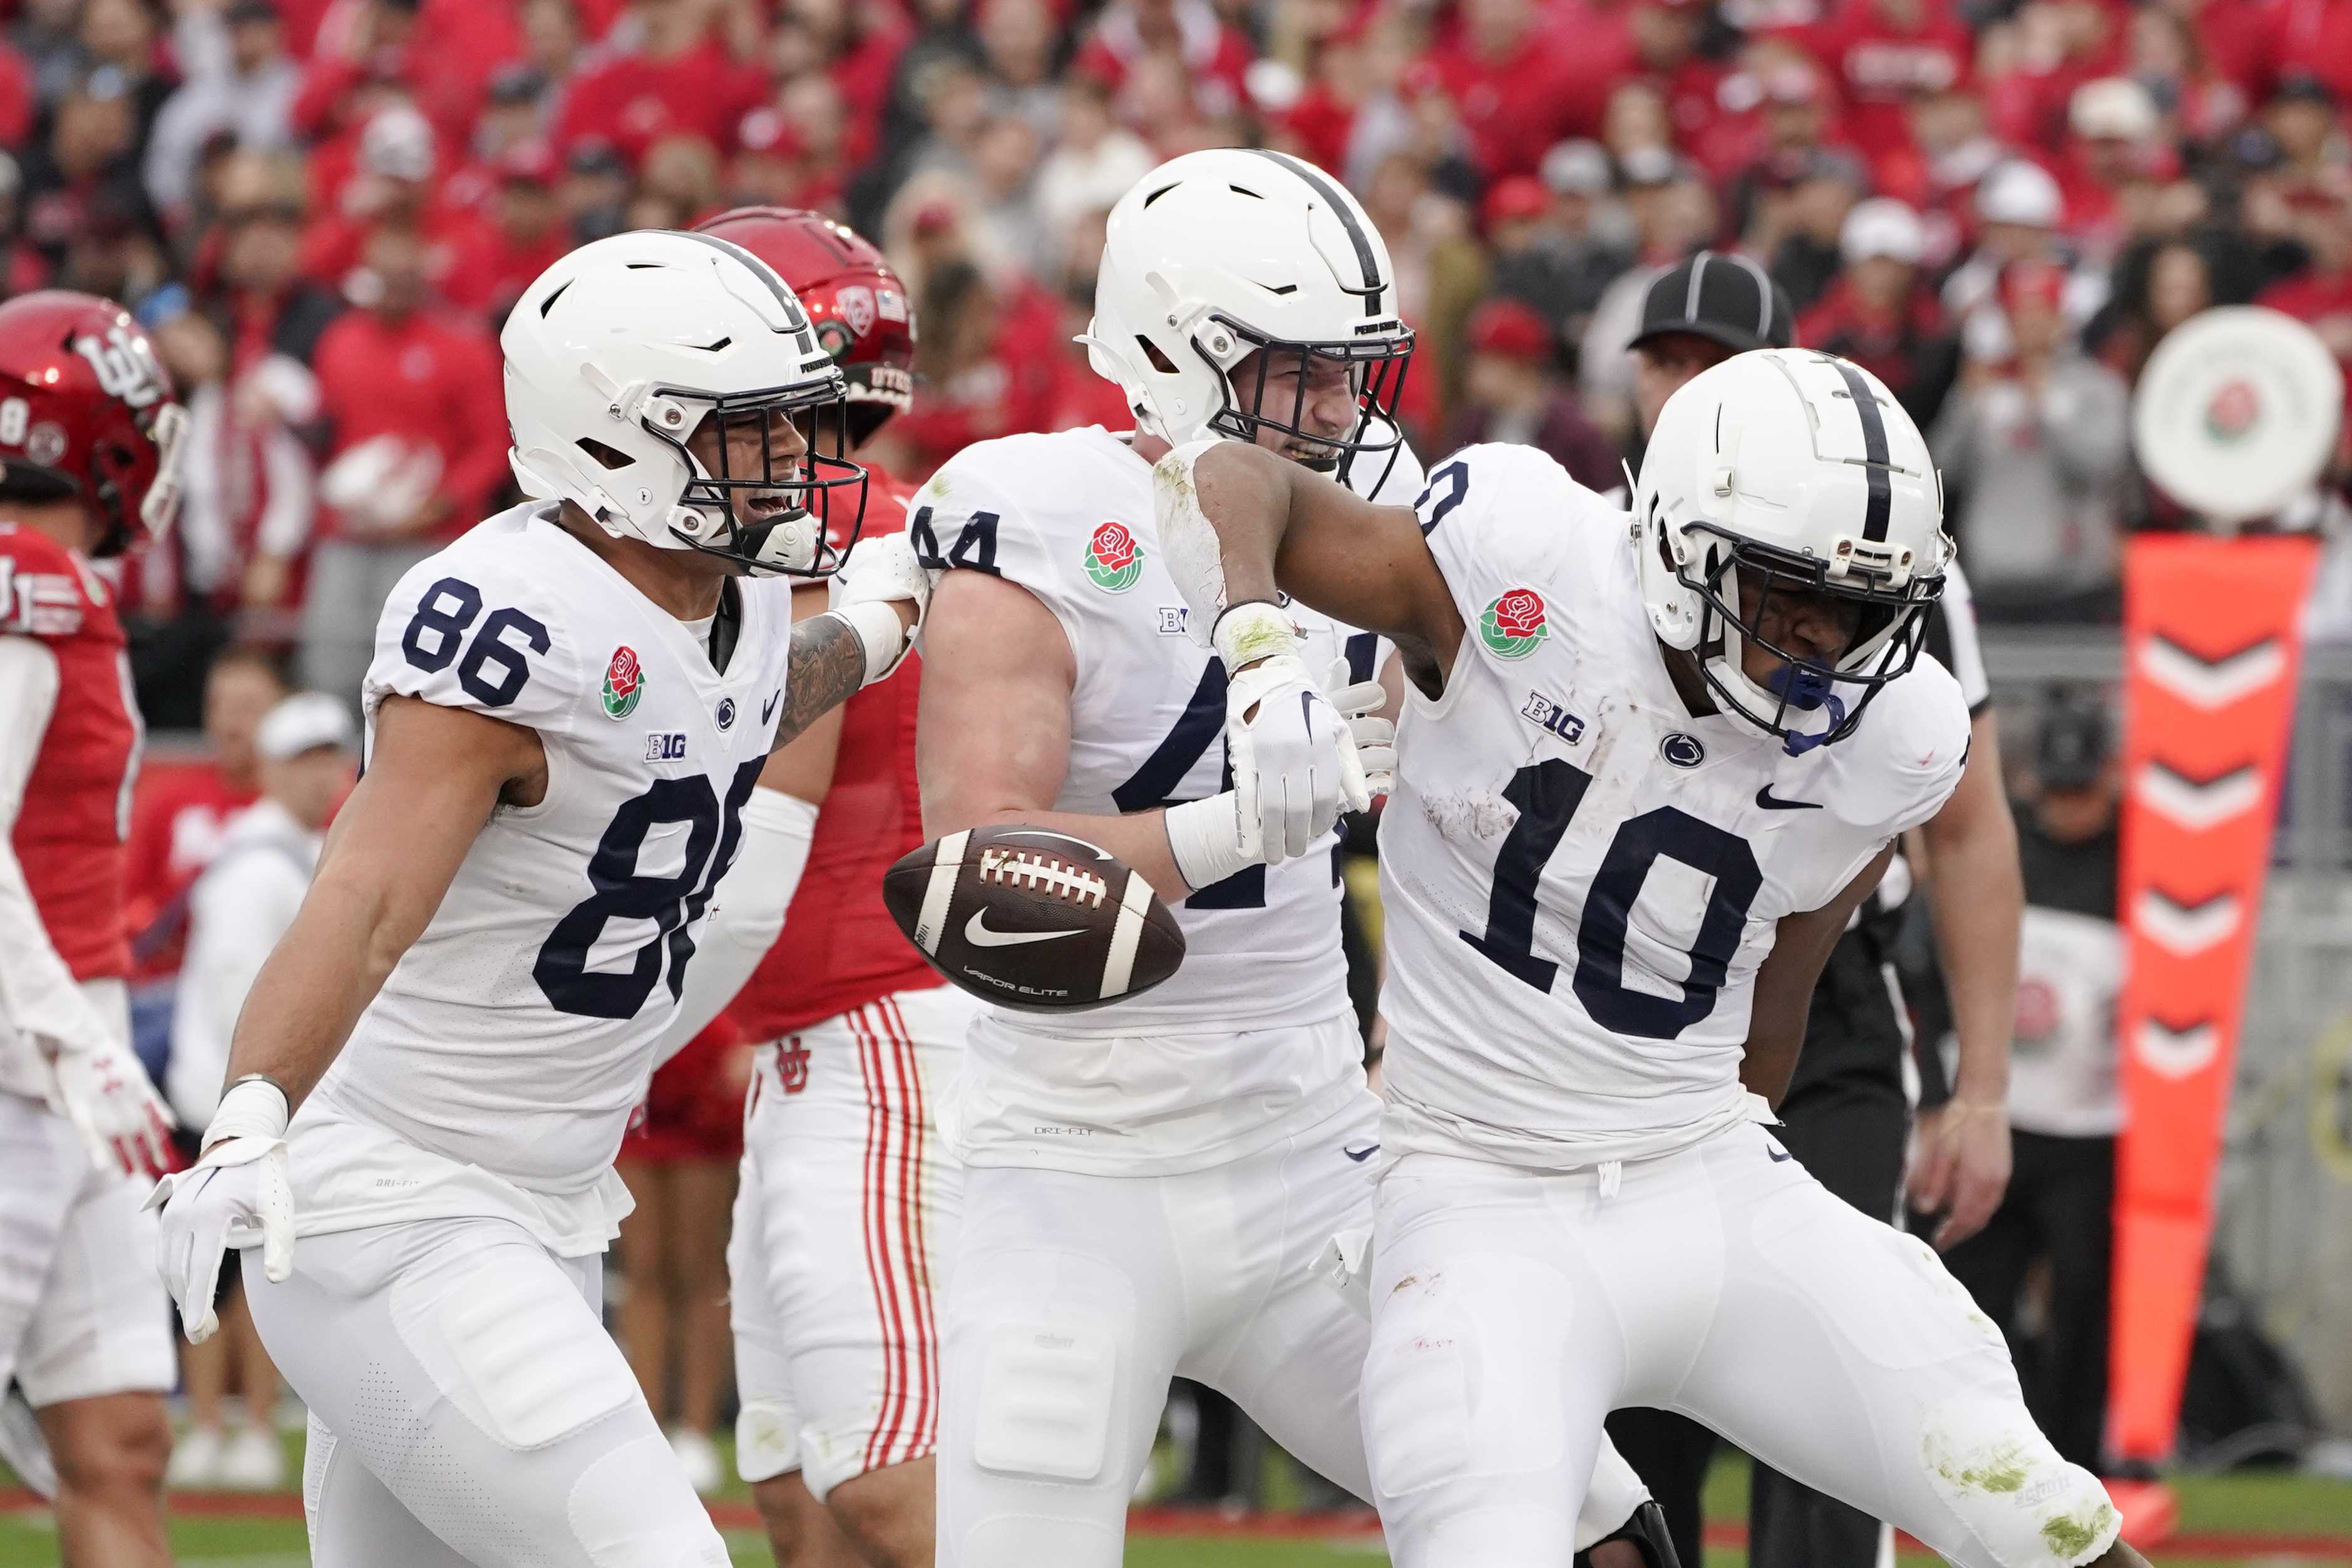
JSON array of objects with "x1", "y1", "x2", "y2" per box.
[
  {"x1": 1198, "y1": 313, "x2": 1414, "y2": 493},
  {"x1": 640, "y1": 377, "x2": 868, "y2": 577},
  {"x1": 1658, "y1": 500, "x2": 1945, "y2": 755}
]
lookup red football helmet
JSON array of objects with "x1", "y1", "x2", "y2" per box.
[
  {"x1": 692, "y1": 208, "x2": 915, "y2": 448},
  {"x1": 0, "y1": 291, "x2": 187, "y2": 558}
]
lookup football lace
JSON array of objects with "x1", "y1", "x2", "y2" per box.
[{"x1": 978, "y1": 848, "x2": 1109, "y2": 909}]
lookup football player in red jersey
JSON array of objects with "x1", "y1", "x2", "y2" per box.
[
  {"x1": 663, "y1": 207, "x2": 960, "y2": 1568},
  {"x1": 0, "y1": 290, "x2": 187, "y2": 1567}
]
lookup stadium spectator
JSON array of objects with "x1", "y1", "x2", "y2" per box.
[
  {"x1": 162, "y1": 691, "x2": 356, "y2": 1492},
  {"x1": 1814, "y1": 0, "x2": 1972, "y2": 170},
  {"x1": 554, "y1": 0, "x2": 766, "y2": 167},
  {"x1": 1420, "y1": 0, "x2": 1588, "y2": 183},
  {"x1": 1944, "y1": 696, "x2": 2122, "y2": 1474},
  {"x1": 121, "y1": 649, "x2": 287, "y2": 1073},
  {"x1": 1579, "y1": 153, "x2": 1721, "y2": 438},
  {"x1": 297, "y1": 222, "x2": 506, "y2": 708},
  {"x1": 2257, "y1": 176, "x2": 2352, "y2": 366},
  {"x1": 441, "y1": 141, "x2": 570, "y2": 320},
  {"x1": 1444, "y1": 297, "x2": 1621, "y2": 491},
  {"x1": 1931, "y1": 257, "x2": 2132, "y2": 618},
  {"x1": 1941, "y1": 158, "x2": 2101, "y2": 365},
  {"x1": 1074, "y1": 0, "x2": 1253, "y2": 118},
  {"x1": 144, "y1": 0, "x2": 302, "y2": 223},
  {"x1": 18, "y1": 67, "x2": 154, "y2": 280},
  {"x1": 1798, "y1": 196, "x2": 1961, "y2": 424},
  {"x1": 1484, "y1": 146, "x2": 1634, "y2": 361}
]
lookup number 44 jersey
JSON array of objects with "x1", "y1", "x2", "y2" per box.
[
  {"x1": 1378, "y1": 444, "x2": 1970, "y2": 1171},
  {"x1": 292, "y1": 503, "x2": 791, "y2": 1256}
]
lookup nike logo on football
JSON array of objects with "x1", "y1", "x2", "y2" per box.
[
  {"x1": 1755, "y1": 784, "x2": 1822, "y2": 811},
  {"x1": 962, "y1": 910, "x2": 1080, "y2": 948},
  {"x1": 1343, "y1": 1143, "x2": 1380, "y2": 1162},
  {"x1": 761, "y1": 690, "x2": 781, "y2": 725}
]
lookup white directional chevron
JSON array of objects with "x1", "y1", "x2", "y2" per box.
[
  {"x1": 2139, "y1": 635, "x2": 2286, "y2": 710},
  {"x1": 2134, "y1": 890, "x2": 2242, "y2": 956},
  {"x1": 2135, "y1": 761, "x2": 2264, "y2": 832},
  {"x1": 2135, "y1": 1019, "x2": 2222, "y2": 1080}
]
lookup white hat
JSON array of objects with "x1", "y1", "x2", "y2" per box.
[
  {"x1": 360, "y1": 105, "x2": 436, "y2": 183},
  {"x1": 1543, "y1": 139, "x2": 1613, "y2": 196},
  {"x1": 1975, "y1": 160, "x2": 2062, "y2": 227},
  {"x1": 257, "y1": 692, "x2": 356, "y2": 761},
  {"x1": 2070, "y1": 78, "x2": 2159, "y2": 141},
  {"x1": 1841, "y1": 197, "x2": 1925, "y2": 265}
]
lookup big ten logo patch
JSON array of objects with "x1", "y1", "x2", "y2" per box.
[
  {"x1": 645, "y1": 731, "x2": 687, "y2": 762},
  {"x1": 1519, "y1": 690, "x2": 1584, "y2": 743}
]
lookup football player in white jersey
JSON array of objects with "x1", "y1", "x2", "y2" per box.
[
  {"x1": 914, "y1": 148, "x2": 1666, "y2": 1568},
  {"x1": 145, "y1": 231, "x2": 937, "y2": 1568},
  {"x1": 1152, "y1": 347, "x2": 2152, "y2": 1568}
]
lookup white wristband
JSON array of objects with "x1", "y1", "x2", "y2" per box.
[
  {"x1": 826, "y1": 602, "x2": 912, "y2": 687},
  {"x1": 1164, "y1": 792, "x2": 1258, "y2": 891},
  {"x1": 203, "y1": 1077, "x2": 289, "y2": 1149},
  {"x1": 1211, "y1": 600, "x2": 1298, "y2": 670}
]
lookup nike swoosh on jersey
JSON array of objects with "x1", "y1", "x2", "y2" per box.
[
  {"x1": 761, "y1": 690, "x2": 781, "y2": 724},
  {"x1": 1755, "y1": 784, "x2": 1823, "y2": 811},
  {"x1": 1766, "y1": 1142, "x2": 1794, "y2": 1162},
  {"x1": 962, "y1": 910, "x2": 1082, "y2": 948},
  {"x1": 1343, "y1": 1143, "x2": 1380, "y2": 1162}
]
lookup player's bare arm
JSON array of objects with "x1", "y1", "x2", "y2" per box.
[
  {"x1": 1740, "y1": 842, "x2": 1896, "y2": 1107},
  {"x1": 1907, "y1": 707, "x2": 2022, "y2": 1247},
  {"x1": 220, "y1": 695, "x2": 545, "y2": 1112},
  {"x1": 773, "y1": 599, "x2": 889, "y2": 752},
  {"x1": 1167, "y1": 439, "x2": 1464, "y2": 695},
  {"x1": 763, "y1": 583, "x2": 847, "y2": 796},
  {"x1": 918, "y1": 569, "x2": 1203, "y2": 899}
]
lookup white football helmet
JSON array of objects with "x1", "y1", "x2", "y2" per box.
[
  {"x1": 1633, "y1": 349, "x2": 1951, "y2": 752},
  {"x1": 1084, "y1": 148, "x2": 1414, "y2": 488},
  {"x1": 503, "y1": 229, "x2": 866, "y2": 576}
]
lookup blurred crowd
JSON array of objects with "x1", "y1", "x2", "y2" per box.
[{"x1": 4, "y1": 0, "x2": 2351, "y2": 722}]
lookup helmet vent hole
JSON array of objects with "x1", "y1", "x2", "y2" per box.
[
  {"x1": 1141, "y1": 183, "x2": 1180, "y2": 208},
  {"x1": 691, "y1": 337, "x2": 732, "y2": 353},
  {"x1": 538, "y1": 279, "x2": 573, "y2": 318},
  {"x1": 1135, "y1": 336, "x2": 1180, "y2": 375},
  {"x1": 1256, "y1": 281, "x2": 1298, "y2": 296},
  {"x1": 624, "y1": 262, "x2": 665, "y2": 270},
  {"x1": 576, "y1": 438, "x2": 634, "y2": 470},
  {"x1": 1226, "y1": 184, "x2": 1264, "y2": 198}
]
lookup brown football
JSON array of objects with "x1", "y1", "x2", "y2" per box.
[{"x1": 880, "y1": 826, "x2": 1186, "y2": 1012}]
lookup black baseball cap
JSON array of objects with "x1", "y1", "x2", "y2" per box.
[
  {"x1": 1630, "y1": 250, "x2": 1795, "y2": 356},
  {"x1": 2036, "y1": 698, "x2": 2113, "y2": 790}
]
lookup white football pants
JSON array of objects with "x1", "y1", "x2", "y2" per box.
[
  {"x1": 246, "y1": 1215, "x2": 727, "y2": 1568},
  {"x1": 730, "y1": 986, "x2": 971, "y2": 1499},
  {"x1": 935, "y1": 1086, "x2": 1652, "y2": 1568},
  {"x1": 1363, "y1": 1122, "x2": 2123, "y2": 1568}
]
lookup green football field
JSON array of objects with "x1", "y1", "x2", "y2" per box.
[{"x1": 7, "y1": 1443, "x2": 2352, "y2": 1566}]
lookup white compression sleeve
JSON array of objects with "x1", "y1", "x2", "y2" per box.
[{"x1": 654, "y1": 786, "x2": 820, "y2": 1064}]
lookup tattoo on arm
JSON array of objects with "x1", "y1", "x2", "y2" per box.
[{"x1": 773, "y1": 612, "x2": 868, "y2": 753}]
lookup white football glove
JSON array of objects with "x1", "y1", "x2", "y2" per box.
[
  {"x1": 1215, "y1": 603, "x2": 1371, "y2": 863},
  {"x1": 41, "y1": 1031, "x2": 174, "y2": 1179},
  {"x1": 828, "y1": 531, "x2": 942, "y2": 685},
  {"x1": 146, "y1": 1079, "x2": 295, "y2": 1344},
  {"x1": 1322, "y1": 658, "x2": 1395, "y2": 799}
]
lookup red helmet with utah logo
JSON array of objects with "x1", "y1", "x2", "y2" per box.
[
  {"x1": 0, "y1": 290, "x2": 187, "y2": 558},
  {"x1": 692, "y1": 208, "x2": 915, "y2": 448}
]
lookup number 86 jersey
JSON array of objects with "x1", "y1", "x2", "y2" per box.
[
  {"x1": 1377, "y1": 446, "x2": 1969, "y2": 1172},
  {"x1": 292, "y1": 503, "x2": 792, "y2": 1256}
]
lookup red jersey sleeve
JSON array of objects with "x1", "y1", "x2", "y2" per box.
[{"x1": 0, "y1": 523, "x2": 94, "y2": 642}]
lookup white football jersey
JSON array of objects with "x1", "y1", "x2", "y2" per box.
[
  {"x1": 1379, "y1": 444, "x2": 1971, "y2": 1170},
  {"x1": 290, "y1": 503, "x2": 793, "y2": 1254},
  {"x1": 915, "y1": 425, "x2": 1418, "y2": 1173}
]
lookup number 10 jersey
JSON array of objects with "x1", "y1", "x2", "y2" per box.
[
  {"x1": 291, "y1": 503, "x2": 792, "y2": 1255},
  {"x1": 1378, "y1": 445, "x2": 1970, "y2": 1171}
]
